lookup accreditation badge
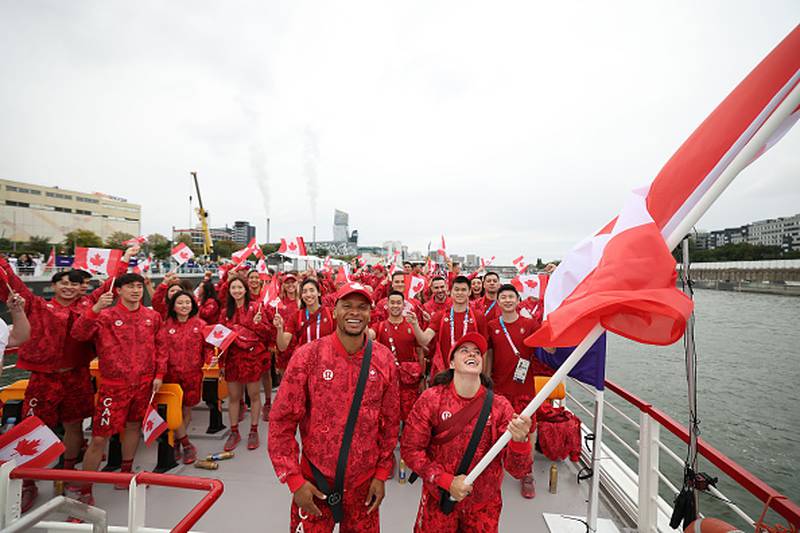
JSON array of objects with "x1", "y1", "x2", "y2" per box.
[{"x1": 513, "y1": 358, "x2": 530, "y2": 384}]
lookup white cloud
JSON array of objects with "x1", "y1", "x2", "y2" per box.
[{"x1": 1, "y1": 1, "x2": 797, "y2": 262}]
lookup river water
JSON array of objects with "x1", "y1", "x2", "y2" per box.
[{"x1": 579, "y1": 288, "x2": 799, "y2": 524}]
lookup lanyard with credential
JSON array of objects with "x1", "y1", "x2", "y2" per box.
[
  {"x1": 449, "y1": 306, "x2": 470, "y2": 348},
  {"x1": 305, "y1": 309, "x2": 321, "y2": 343},
  {"x1": 498, "y1": 316, "x2": 520, "y2": 357},
  {"x1": 484, "y1": 300, "x2": 497, "y2": 317}
]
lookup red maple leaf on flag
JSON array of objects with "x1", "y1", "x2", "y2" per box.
[
  {"x1": 90, "y1": 253, "x2": 106, "y2": 267},
  {"x1": 524, "y1": 279, "x2": 538, "y2": 289},
  {"x1": 145, "y1": 419, "x2": 154, "y2": 432},
  {"x1": 213, "y1": 329, "x2": 224, "y2": 339},
  {"x1": 14, "y1": 438, "x2": 41, "y2": 457},
  {"x1": 413, "y1": 281, "x2": 424, "y2": 292},
  {"x1": 288, "y1": 242, "x2": 297, "y2": 251},
  {"x1": 180, "y1": 251, "x2": 189, "y2": 259}
]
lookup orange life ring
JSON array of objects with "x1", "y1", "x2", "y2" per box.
[{"x1": 684, "y1": 518, "x2": 745, "y2": 533}]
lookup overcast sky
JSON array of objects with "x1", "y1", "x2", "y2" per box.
[{"x1": 1, "y1": 2, "x2": 797, "y2": 262}]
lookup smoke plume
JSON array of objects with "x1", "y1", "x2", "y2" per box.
[
  {"x1": 303, "y1": 125, "x2": 319, "y2": 222},
  {"x1": 250, "y1": 143, "x2": 270, "y2": 218}
]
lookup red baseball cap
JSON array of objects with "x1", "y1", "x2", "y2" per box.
[
  {"x1": 282, "y1": 273, "x2": 298, "y2": 282},
  {"x1": 335, "y1": 282, "x2": 373, "y2": 304},
  {"x1": 449, "y1": 332, "x2": 488, "y2": 359}
]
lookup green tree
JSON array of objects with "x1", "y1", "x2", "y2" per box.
[
  {"x1": 27, "y1": 235, "x2": 52, "y2": 255},
  {"x1": 214, "y1": 240, "x2": 238, "y2": 258},
  {"x1": 105, "y1": 231, "x2": 136, "y2": 250},
  {"x1": 63, "y1": 229, "x2": 103, "y2": 249},
  {"x1": 146, "y1": 233, "x2": 171, "y2": 259},
  {"x1": 260, "y1": 243, "x2": 280, "y2": 256}
]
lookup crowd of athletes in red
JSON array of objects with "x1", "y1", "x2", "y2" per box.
[{"x1": 0, "y1": 245, "x2": 558, "y2": 532}]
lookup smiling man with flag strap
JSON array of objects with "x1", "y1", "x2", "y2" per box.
[{"x1": 268, "y1": 282, "x2": 400, "y2": 533}]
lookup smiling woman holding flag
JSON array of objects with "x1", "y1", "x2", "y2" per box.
[{"x1": 219, "y1": 277, "x2": 276, "y2": 452}]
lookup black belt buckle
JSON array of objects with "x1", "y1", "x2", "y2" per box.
[{"x1": 327, "y1": 491, "x2": 342, "y2": 506}]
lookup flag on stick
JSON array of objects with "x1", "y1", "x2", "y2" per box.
[{"x1": 0, "y1": 416, "x2": 65, "y2": 468}]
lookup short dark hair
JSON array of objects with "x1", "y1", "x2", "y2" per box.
[
  {"x1": 387, "y1": 290, "x2": 404, "y2": 300},
  {"x1": 430, "y1": 276, "x2": 446, "y2": 285},
  {"x1": 451, "y1": 275, "x2": 471, "y2": 289},
  {"x1": 115, "y1": 273, "x2": 144, "y2": 288},
  {"x1": 72, "y1": 269, "x2": 93, "y2": 281},
  {"x1": 403, "y1": 262, "x2": 412, "y2": 267},
  {"x1": 167, "y1": 290, "x2": 199, "y2": 320},
  {"x1": 496, "y1": 283, "x2": 519, "y2": 298},
  {"x1": 391, "y1": 271, "x2": 405, "y2": 281},
  {"x1": 484, "y1": 271, "x2": 500, "y2": 281},
  {"x1": 52, "y1": 270, "x2": 85, "y2": 284}
]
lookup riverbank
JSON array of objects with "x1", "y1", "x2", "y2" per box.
[{"x1": 692, "y1": 279, "x2": 800, "y2": 297}]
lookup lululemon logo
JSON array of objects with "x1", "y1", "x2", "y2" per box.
[
  {"x1": 114, "y1": 320, "x2": 123, "y2": 327},
  {"x1": 322, "y1": 369, "x2": 334, "y2": 381},
  {"x1": 441, "y1": 411, "x2": 452, "y2": 421},
  {"x1": 495, "y1": 329, "x2": 500, "y2": 334},
  {"x1": 169, "y1": 328, "x2": 176, "y2": 334}
]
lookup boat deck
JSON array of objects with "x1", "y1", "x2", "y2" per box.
[{"x1": 26, "y1": 398, "x2": 624, "y2": 532}]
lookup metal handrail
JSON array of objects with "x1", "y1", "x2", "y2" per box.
[{"x1": 8, "y1": 467, "x2": 224, "y2": 533}]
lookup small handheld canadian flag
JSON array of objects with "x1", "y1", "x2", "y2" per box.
[
  {"x1": 481, "y1": 256, "x2": 496, "y2": 268},
  {"x1": 278, "y1": 236, "x2": 307, "y2": 256},
  {"x1": 512, "y1": 255, "x2": 527, "y2": 272},
  {"x1": 256, "y1": 258, "x2": 270, "y2": 280},
  {"x1": 142, "y1": 403, "x2": 168, "y2": 446},
  {"x1": 133, "y1": 255, "x2": 152, "y2": 275},
  {"x1": 122, "y1": 235, "x2": 147, "y2": 246},
  {"x1": 260, "y1": 276, "x2": 281, "y2": 309},
  {"x1": 73, "y1": 247, "x2": 123, "y2": 276},
  {"x1": 405, "y1": 275, "x2": 426, "y2": 300},
  {"x1": 45, "y1": 247, "x2": 56, "y2": 269},
  {"x1": 171, "y1": 243, "x2": 194, "y2": 266},
  {"x1": 203, "y1": 324, "x2": 238, "y2": 352},
  {"x1": 437, "y1": 235, "x2": 447, "y2": 257},
  {"x1": 511, "y1": 273, "x2": 549, "y2": 301},
  {"x1": 0, "y1": 416, "x2": 66, "y2": 468}
]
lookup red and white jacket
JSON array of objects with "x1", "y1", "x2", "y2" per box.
[
  {"x1": 158, "y1": 316, "x2": 210, "y2": 378},
  {"x1": 268, "y1": 333, "x2": 400, "y2": 493},
  {"x1": 72, "y1": 303, "x2": 166, "y2": 385},
  {"x1": 0, "y1": 257, "x2": 123, "y2": 372},
  {"x1": 400, "y1": 383, "x2": 532, "y2": 508}
]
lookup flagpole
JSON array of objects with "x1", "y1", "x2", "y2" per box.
[{"x1": 464, "y1": 69, "x2": 800, "y2": 487}]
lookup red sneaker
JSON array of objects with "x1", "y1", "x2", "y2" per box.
[
  {"x1": 521, "y1": 474, "x2": 536, "y2": 499},
  {"x1": 174, "y1": 441, "x2": 182, "y2": 463},
  {"x1": 182, "y1": 443, "x2": 197, "y2": 465},
  {"x1": 224, "y1": 431, "x2": 241, "y2": 452},
  {"x1": 21, "y1": 483, "x2": 38, "y2": 513},
  {"x1": 261, "y1": 403, "x2": 271, "y2": 422},
  {"x1": 247, "y1": 430, "x2": 259, "y2": 450}
]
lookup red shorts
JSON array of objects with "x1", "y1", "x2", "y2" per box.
[
  {"x1": 289, "y1": 478, "x2": 379, "y2": 533},
  {"x1": 23, "y1": 367, "x2": 94, "y2": 427},
  {"x1": 224, "y1": 348, "x2": 268, "y2": 384},
  {"x1": 164, "y1": 372, "x2": 203, "y2": 407},
  {"x1": 92, "y1": 379, "x2": 152, "y2": 438},
  {"x1": 414, "y1": 488, "x2": 502, "y2": 533}
]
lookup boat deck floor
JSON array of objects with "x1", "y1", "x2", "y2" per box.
[{"x1": 27, "y1": 400, "x2": 619, "y2": 532}]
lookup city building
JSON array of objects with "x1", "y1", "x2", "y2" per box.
[
  {"x1": 0, "y1": 178, "x2": 141, "y2": 243},
  {"x1": 173, "y1": 226, "x2": 233, "y2": 248},
  {"x1": 333, "y1": 209, "x2": 350, "y2": 243},
  {"x1": 466, "y1": 254, "x2": 478, "y2": 267},
  {"x1": 693, "y1": 212, "x2": 800, "y2": 252},
  {"x1": 307, "y1": 209, "x2": 359, "y2": 256},
  {"x1": 748, "y1": 214, "x2": 800, "y2": 250},
  {"x1": 232, "y1": 220, "x2": 256, "y2": 246}
]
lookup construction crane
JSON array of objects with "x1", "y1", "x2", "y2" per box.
[{"x1": 190, "y1": 172, "x2": 213, "y2": 256}]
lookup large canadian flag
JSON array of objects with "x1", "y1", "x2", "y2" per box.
[
  {"x1": 527, "y1": 27, "x2": 800, "y2": 349},
  {"x1": 0, "y1": 416, "x2": 65, "y2": 468},
  {"x1": 405, "y1": 275, "x2": 426, "y2": 300},
  {"x1": 171, "y1": 243, "x2": 194, "y2": 265},
  {"x1": 278, "y1": 237, "x2": 307, "y2": 256},
  {"x1": 73, "y1": 247, "x2": 123, "y2": 275},
  {"x1": 512, "y1": 273, "x2": 548, "y2": 301},
  {"x1": 203, "y1": 324, "x2": 238, "y2": 352},
  {"x1": 142, "y1": 404, "x2": 168, "y2": 446}
]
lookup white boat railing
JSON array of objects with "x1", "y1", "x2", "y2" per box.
[{"x1": 563, "y1": 377, "x2": 800, "y2": 532}]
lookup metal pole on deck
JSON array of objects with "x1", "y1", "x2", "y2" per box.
[
  {"x1": 587, "y1": 388, "x2": 605, "y2": 531},
  {"x1": 682, "y1": 237, "x2": 699, "y2": 512}
]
